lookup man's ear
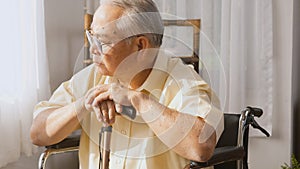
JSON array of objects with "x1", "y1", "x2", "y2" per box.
[
  {"x1": 137, "y1": 43, "x2": 143, "y2": 51},
  {"x1": 136, "y1": 36, "x2": 150, "y2": 51}
]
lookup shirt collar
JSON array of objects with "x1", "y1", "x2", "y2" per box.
[{"x1": 136, "y1": 50, "x2": 170, "y2": 95}]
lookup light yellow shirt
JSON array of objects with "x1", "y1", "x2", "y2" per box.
[{"x1": 34, "y1": 51, "x2": 224, "y2": 169}]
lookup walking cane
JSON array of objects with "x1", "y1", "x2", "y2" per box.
[{"x1": 99, "y1": 105, "x2": 136, "y2": 169}]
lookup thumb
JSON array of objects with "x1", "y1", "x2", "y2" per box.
[{"x1": 115, "y1": 103, "x2": 123, "y2": 113}]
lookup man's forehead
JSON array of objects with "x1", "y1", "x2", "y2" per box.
[
  {"x1": 91, "y1": 4, "x2": 125, "y2": 40},
  {"x1": 92, "y1": 4, "x2": 124, "y2": 27},
  {"x1": 91, "y1": 20, "x2": 122, "y2": 41}
]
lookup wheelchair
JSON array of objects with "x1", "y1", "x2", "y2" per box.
[
  {"x1": 39, "y1": 15, "x2": 269, "y2": 169},
  {"x1": 38, "y1": 106, "x2": 269, "y2": 169},
  {"x1": 186, "y1": 106, "x2": 270, "y2": 169}
]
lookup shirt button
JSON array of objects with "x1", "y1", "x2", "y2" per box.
[{"x1": 121, "y1": 130, "x2": 127, "y2": 135}]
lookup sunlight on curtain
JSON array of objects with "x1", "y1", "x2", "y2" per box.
[
  {"x1": 219, "y1": 0, "x2": 273, "y2": 136},
  {"x1": 0, "y1": 0, "x2": 50, "y2": 167},
  {"x1": 154, "y1": 0, "x2": 273, "y2": 136}
]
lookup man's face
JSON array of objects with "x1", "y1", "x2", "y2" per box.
[{"x1": 90, "y1": 4, "x2": 137, "y2": 76}]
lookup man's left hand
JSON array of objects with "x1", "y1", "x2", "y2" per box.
[{"x1": 85, "y1": 83, "x2": 137, "y2": 124}]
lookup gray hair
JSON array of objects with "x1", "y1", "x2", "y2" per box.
[{"x1": 100, "y1": 0, "x2": 164, "y2": 47}]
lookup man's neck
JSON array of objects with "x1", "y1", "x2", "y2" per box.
[
  {"x1": 129, "y1": 68, "x2": 152, "y2": 90},
  {"x1": 118, "y1": 48, "x2": 159, "y2": 89}
]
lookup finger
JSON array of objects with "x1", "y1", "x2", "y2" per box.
[
  {"x1": 92, "y1": 92, "x2": 111, "y2": 108},
  {"x1": 93, "y1": 104, "x2": 103, "y2": 122},
  {"x1": 85, "y1": 85, "x2": 98, "y2": 98},
  {"x1": 100, "y1": 102, "x2": 109, "y2": 123},
  {"x1": 85, "y1": 85, "x2": 101, "y2": 101},
  {"x1": 107, "y1": 100, "x2": 116, "y2": 124},
  {"x1": 85, "y1": 85, "x2": 110, "y2": 105},
  {"x1": 91, "y1": 92, "x2": 111, "y2": 123},
  {"x1": 84, "y1": 87, "x2": 98, "y2": 111},
  {"x1": 115, "y1": 103, "x2": 123, "y2": 114}
]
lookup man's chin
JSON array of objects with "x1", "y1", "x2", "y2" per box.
[{"x1": 95, "y1": 66, "x2": 112, "y2": 76}]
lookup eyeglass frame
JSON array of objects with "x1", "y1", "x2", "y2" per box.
[
  {"x1": 86, "y1": 29, "x2": 145, "y2": 55},
  {"x1": 85, "y1": 30, "x2": 115, "y2": 55}
]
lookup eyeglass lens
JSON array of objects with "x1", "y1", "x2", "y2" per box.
[{"x1": 86, "y1": 30, "x2": 103, "y2": 54}]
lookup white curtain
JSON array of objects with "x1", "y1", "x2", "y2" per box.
[
  {"x1": 219, "y1": 0, "x2": 273, "y2": 136},
  {"x1": 154, "y1": 0, "x2": 273, "y2": 136},
  {"x1": 0, "y1": 0, "x2": 50, "y2": 167}
]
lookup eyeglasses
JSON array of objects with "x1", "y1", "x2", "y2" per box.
[{"x1": 85, "y1": 30, "x2": 113, "y2": 55}]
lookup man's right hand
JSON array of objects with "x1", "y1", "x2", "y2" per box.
[{"x1": 84, "y1": 85, "x2": 121, "y2": 125}]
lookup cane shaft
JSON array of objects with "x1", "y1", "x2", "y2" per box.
[{"x1": 100, "y1": 126, "x2": 112, "y2": 169}]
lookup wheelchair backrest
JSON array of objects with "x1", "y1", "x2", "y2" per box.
[{"x1": 216, "y1": 113, "x2": 240, "y2": 147}]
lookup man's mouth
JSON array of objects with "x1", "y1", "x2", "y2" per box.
[
  {"x1": 93, "y1": 54, "x2": 103, "y2": 64},
  {"x1": 94, "y1": 62, "x2": 103, "y2": 66}
]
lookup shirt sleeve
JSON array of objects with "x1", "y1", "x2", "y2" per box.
[
  {"x1": 33, "y1": 64, "x2": 97, "y2": 119},
  {"x1": 166, "y1": 79, "x2": 224, "y2": 142},
  {"x1": 33, "y1": 80, "x2": 75, "y2": 119}
]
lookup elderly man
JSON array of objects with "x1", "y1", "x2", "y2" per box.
[{"x1": 30, "y1": 0, "x2": 223, "y2": 168}]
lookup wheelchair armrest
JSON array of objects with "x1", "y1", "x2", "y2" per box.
[
  {"x1": 189, "y1": 146, "x2": 245, "y2": 168},
  {"x1": 39, "y1": 131, "x2": 81, "y2": 169},
  {"x1": 45, "y1": 130, "x2": 81, "y2": 149}
]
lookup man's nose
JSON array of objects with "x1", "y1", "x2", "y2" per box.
[{"x1": 90, "y1": 43, "x2": 101, "y2": 56}]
